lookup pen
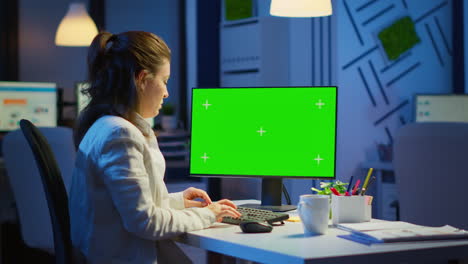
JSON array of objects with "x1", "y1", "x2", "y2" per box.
[
  {"x1": 360, "y1": 176, "x2": 376, "y2": 196},
  {"x1": 360, "y1": 168, "x2": 374, "y2": 195},
  {"x1": 345, "y1": 176, "x2": 354, "y2": 196},
  {"x1": 352, "y1": 179, "x2": 361, "y2": 195},
  {"x1": 330, "y1": 187, "x2": 341, "y2": 196}
]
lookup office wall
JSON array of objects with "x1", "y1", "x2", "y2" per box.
[
  {"x1": 186, "y1": 0, "x2": 197, "y2": 125},
  {"x1": 285, "y1": 10, "x2": 337, "y2": 200},
  {"x1": 19, "y1": 0, "x2": 181, "y2": 120},
  {"x1": 20, "y1": 0, "x2": 452, "y2": 200},
  {"x1": 217, "y1": 0, "x2": 453, "y2": 204},
  {"x1": 19, "y1": 0, "x2": 89, "y2": 117},
  {"x1": 106, "y1": 0, "x2": 182, "y2": 122},
  {"x1": 336, "y1": 0, "x2": 452, "y2": 181}
]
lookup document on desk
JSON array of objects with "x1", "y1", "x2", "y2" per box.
[{"x1": 337, "y1": 221, "x2": 468, "y2": 244}]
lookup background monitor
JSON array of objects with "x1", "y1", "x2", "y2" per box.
[
  {"x1": 415, "y1": 94, "x2": 468, "y2": 123},
  {"x1": 76, "y1": 81, "x2": 91, "y2": 114},
  {"x1": 190, "y1": 87, "x2": 337, "y2": 209},
  {"x1": 0, "y1": 81, "x2": 57, "y2": 131},
  {"x1": 75, "y1": 81, "x2": 155, "y2": 128}
]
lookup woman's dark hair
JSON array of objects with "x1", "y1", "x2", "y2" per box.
[{"x1": 74, "y1": 31, "x2": 171, "y2": 146}]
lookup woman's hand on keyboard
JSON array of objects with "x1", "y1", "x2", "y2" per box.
[{"x1": 207, "y1": 199, "x2": 242, "y2": 222}]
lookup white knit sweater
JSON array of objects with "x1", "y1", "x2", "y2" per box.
[{"x1": 69, "y1": 115, "x2": 215, "y2": 264}]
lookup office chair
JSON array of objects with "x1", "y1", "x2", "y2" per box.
[
  {"x1": 2, "y1": 120, "x2": 75, "y2": 263},
  {"x1": 393, "y1": 122, "x2": 468, "y2": 230}
]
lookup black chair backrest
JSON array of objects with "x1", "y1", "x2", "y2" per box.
[{"x1": 19, "y1": 119, "x2": 72, "y2": 264}]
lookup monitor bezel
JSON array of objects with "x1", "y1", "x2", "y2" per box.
[
  {"x1": 0, "y1": 81, "x2": 58, "y2": 133},
  {"x1": 189, "y1": 86, "x2": 338, "y2": 180},
  {"x1": 75, "y1": 80, "x2": 90, "y2": 117}
]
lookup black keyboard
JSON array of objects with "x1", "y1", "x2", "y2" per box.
[{"x1": 222, "y1": 206, "x2": 289, "y2": 225}]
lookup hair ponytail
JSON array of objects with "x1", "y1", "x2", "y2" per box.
[
  {"x1": 74, "y1": 31, "x2": 171, "y2": 147},
  {"x1": 87, "y1": 32, "x2": 113, "y2": 81}
]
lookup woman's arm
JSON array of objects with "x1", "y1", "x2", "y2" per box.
[
  {"x1": 97, "y1": 127, "x2": 216, "y2": 241},
  {"x1": 168, "y1": 192, "x2": 185, "y2": 209}
]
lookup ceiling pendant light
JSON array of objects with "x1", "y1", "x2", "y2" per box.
[
  {"x1": 55, "y1": 2, "x2": 98, "y2": 47},
  {"x1": 270, "y1": 0, "x2": 333, "y2": 17}
]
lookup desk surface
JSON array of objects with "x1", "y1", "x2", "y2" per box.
[{"x1": 174, "y1": 201, "x2": 468, "y2": 264}]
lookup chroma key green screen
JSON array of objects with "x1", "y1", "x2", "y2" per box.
[{"x1": 190, "y1": 87, "x2": 337, "y2": 178}]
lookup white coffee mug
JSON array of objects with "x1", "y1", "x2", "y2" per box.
[{"x1": 297, "y1": 194, "x2": 330, "y2": 235}]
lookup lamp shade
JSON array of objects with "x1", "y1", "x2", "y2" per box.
[
  {"x1": 55, "y1": 3, "x2": 98, "y2": 46},
  {"x1": 270, "y1": 0, "x2": 333, "y2": 17}
]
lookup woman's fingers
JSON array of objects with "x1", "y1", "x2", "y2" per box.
[
  {"x1": 183, "y1": 187, "x2": 212, "y2": 205},
  {"x1": 208, "y1": 203, "x2": 242, "y2": 222},
  {"x1": 219, "y1": 204, "x2": 241, "y2": 218},
  {"x1": 216, "y1": 199, "x2": 237, "y2": 209},
  {"x1": 198, "y1": 189, "x2": 212, "y2": 204}
]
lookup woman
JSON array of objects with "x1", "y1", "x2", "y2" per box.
[{"x1": 69, "y1": 31, "x2": 241, "y2": 264}]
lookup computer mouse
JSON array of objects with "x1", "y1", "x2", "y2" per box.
[{"x1": 239, "y1": 221, "x2": 273, "y2": 233}]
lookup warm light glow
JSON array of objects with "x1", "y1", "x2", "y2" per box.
[
  {"x1": 55, "y1": 3, "x2": 98, "y2": 47},
  {"x1": 270, "y1": 0, "x2": 333, "y2": 17}
]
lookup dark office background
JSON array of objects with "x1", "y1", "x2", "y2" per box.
[{"x1": 0, "y1": 0, "x2": 466, "y2": 262}]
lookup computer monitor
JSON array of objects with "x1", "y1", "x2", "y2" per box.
[
  {"x1": 414, "y1": 94, "x2": 468, "y2": 123},
  {"x1": 190, "y1": 87, "x2": 337, "y2": 210},
  {"x1": 75, "y1": 81, "x2": 155, "y2": 128},
  {"x1": 0, "y1": 81, "x2": 57, "y2": 132}
]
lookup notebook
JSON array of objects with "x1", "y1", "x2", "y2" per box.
[{"x1": 337, "y1": 221, "x2": 468, "y2": 244}]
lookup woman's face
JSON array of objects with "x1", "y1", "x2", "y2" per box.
[{"x1": 137, "y1": 60, "x2": 170, "y2": 118}]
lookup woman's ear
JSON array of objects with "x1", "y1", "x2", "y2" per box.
[{"x1": 136, "y1": 70, "x2": 149, "y2": 92}]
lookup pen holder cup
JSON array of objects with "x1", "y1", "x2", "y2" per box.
[{"x1": 331, "y1": 195, "x2": 372, "y2": 225}]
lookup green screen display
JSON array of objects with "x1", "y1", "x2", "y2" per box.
[{"x1": 190, "y1": 87, "x2": 337, "y2": 178}]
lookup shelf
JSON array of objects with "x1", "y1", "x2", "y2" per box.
[
  {"x1": 222, "y1": 17, "x2": 259, "y2": 28},
  {"x1": 156, "y1": 130, "x2": 189, "y2": 144},
  {"x1": 162, "y1": 150, "x2": 189, "y2": 158},
  {"x1": 166, "y1": 160, "x2": 190, "y2": 169},
  {"x1": 155, "y1": 129, "x2": 189, "y2": 138},
  {"x1": 220, "y1": 16, "x2": 290, "y2": 86},
  {"x1": 158, "y1": 141, "x2": 186, "y2": 148}
]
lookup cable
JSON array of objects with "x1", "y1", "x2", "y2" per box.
[{"x1": 282, "y1": 183, "x2": 291, "y2": 205}]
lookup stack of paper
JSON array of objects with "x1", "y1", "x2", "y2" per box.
[{"x1": 337, "y1": 221, "x2": 468, "y2": 244}]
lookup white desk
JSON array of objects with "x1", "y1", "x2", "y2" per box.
[{"x1": 174, "y1": 201, "x2": 468, "y2": 264}]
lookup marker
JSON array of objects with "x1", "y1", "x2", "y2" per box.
[
  {"x1": 352, "y1": 179, "x2": 361, "y2": 195},
  {"x1": 345, "y1": 176, "x2": 354, "y2": 196},
  {"x1": 330, "y1": 187, "x2": 341, "y2": 196},
  {"x1": 361, "y1": 176, "x2": 376, "y2": 196},
  {"x1": 360, "y1": 168, "x2": 374, "y2": 195}
]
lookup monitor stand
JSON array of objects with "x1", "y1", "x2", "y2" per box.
[{"x1": 240, "y1": 178, "x2": 297, "y2": 212}]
